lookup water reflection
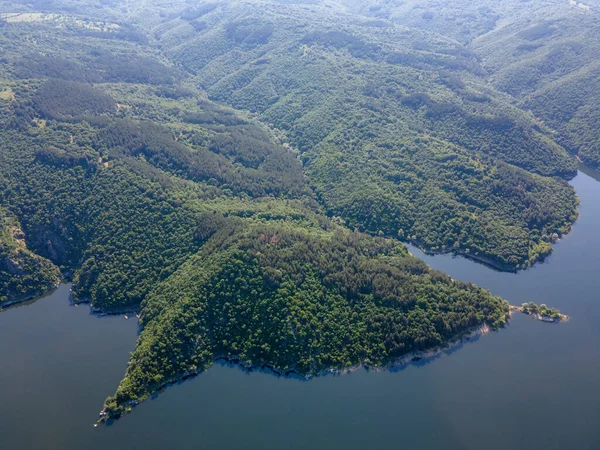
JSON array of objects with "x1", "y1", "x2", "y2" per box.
[{"x1": 577, "y1": 162, "x2": 600, "y2": 182}]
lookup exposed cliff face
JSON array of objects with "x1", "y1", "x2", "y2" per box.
[
  {"x1": 0, "y1": 212, "x2": 62, "y2": 307},
  {"x1": 28, "y1": 227, "x2": 71, "y2": 266}
]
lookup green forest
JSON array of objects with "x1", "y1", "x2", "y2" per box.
[
  {"x1": 0, "y1": 0, "x2": 595, "y2": 419},
  {"x1": 0, "y1": 207, "x2": 61, "y2": 306},
  {"x1": 104, "y1": 221, "x2": 508, "y2": 418}
]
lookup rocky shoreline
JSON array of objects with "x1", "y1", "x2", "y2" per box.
[{"x1": 510, "y1": 304, "x2": 569, "y2": 323}]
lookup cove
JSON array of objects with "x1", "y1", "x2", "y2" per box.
[{"x1": 1, "y1": 169, "x2": 600, "y2": 450}]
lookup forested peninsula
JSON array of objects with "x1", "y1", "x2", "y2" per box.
[{"x1": 0, "y1": 0, "x2": 589, "y2": 419}]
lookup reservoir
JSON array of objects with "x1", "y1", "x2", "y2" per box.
[{"x1": 1, "y1": 168, "x2": 599, "y2": 450}]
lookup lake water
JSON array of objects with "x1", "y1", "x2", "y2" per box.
[{"x1": 1, "y1": 168, "x2": 600, "y2": 450}]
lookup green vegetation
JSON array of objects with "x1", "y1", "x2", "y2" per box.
[
  {"x1": 520, "y1": 302, "x2": 566, "y2": 322},
  {"x1": 468, "y1": 4, "x2": 600, "y2": 169},
  {"x1": 0, "y1": 0, "x2": 591, "y2": 419},
  {"x1": 104, "y1": 220, "x2": 508, "y2": 418},
  {"x1": 333, "y1": 1, "x2": 600, "y2": 168},
  {"x1": 34, "y1": 78, "x2": 117, "y2": 120},
  {"x1": 144, "y1": 0, "x2": 578, "y2": 269},
  {"x1": 0, "y1": 88, "x2": 307, "y2": 310},
  {"x1": 0, "y1": 208, "x2": 61, "y2": 306},
  {"x1": 0, "y1": 0, "x2": 584, "y2": 268}
]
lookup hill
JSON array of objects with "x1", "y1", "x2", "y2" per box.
[
  {"x1": 0, "y1": 0, "x2": 590, "y2": 419},
  {"x1": 0, "y1": 208, "x2": 61, "y2": 307},
  {"x1": 103, "y1": 219, "x2": 508, "y2": 418},
  {"x1": 470, "y1": 4, "x2": 600, "y2": 169},
  {"x1": 142, "y1": 0, "x2": 578, "y2": 269}
]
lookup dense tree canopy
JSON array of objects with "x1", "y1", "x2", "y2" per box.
[
  {"x1": 0, "y1": 208, "x2": 61, "y2": 306},
  {"x1": 138, "y1": 0, "x2": 580, "y2": 268},
  {"x1": 0, "y1": 0, "x2": 591, "y2": 420},
  {"x1": 104, "y1": 222, "x2": 508, "y2": 418}
]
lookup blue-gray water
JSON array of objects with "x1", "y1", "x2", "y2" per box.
[{"x1": 1, "y1": 168, "x2": 599, "y2": 450}]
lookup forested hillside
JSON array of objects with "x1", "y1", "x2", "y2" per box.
[
  {"x1": 0, "y1": 0, "x2": 595, "y2": 419},
  {"x1": 339, "y1": 0, "x2": 600, "y2": 168},
  {"x1": 0, "y1": 207, "x2": 61, "y2": 306},
  {"x1": 104, "y1": 220, "x2": 508, "y2": 418},
  {"x1": 141, "y1": 0, "x2": 578, "y2": 269},
  {"x1": 470, "y1": 5, "x2": 600, "y2": 169}
]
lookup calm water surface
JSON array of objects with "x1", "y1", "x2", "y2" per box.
[{"x1": 1, "y1": 168, "x2": 600, "y2": 450}]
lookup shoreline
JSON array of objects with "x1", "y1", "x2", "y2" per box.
[
  {"x1": 407, "y1": 242, "x2": 518, "y2": 273},
  {"x1": 0, "y1": 281, "x2": 61, "y2": 311},
  {"x1": 99, "y1": 322, "x2": 494, "y2": 422},
  {"x1": 0, "y1": 282, "x2": 141, "y2": 319},
  {"x1": 71, "y1": 294, "x2": 141, "y2": 317},
  {"x1": 510, "y1": 305, "x2": 569, "y2": 323},
  {"x1": 404, "y1": 233, "x2": 576, "y2": 273}
]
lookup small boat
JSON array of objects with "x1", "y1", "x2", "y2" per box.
[{"x1": 124, "y1": 315, "x2": 129, "y2": 319}]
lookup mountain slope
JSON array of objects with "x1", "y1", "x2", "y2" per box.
[
  {"x1": 145, "y1": 0, "x2": 578, "y2": 269},
  {"x1": 470, "y1": 5, "x2": 600, "y2": 169}
]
